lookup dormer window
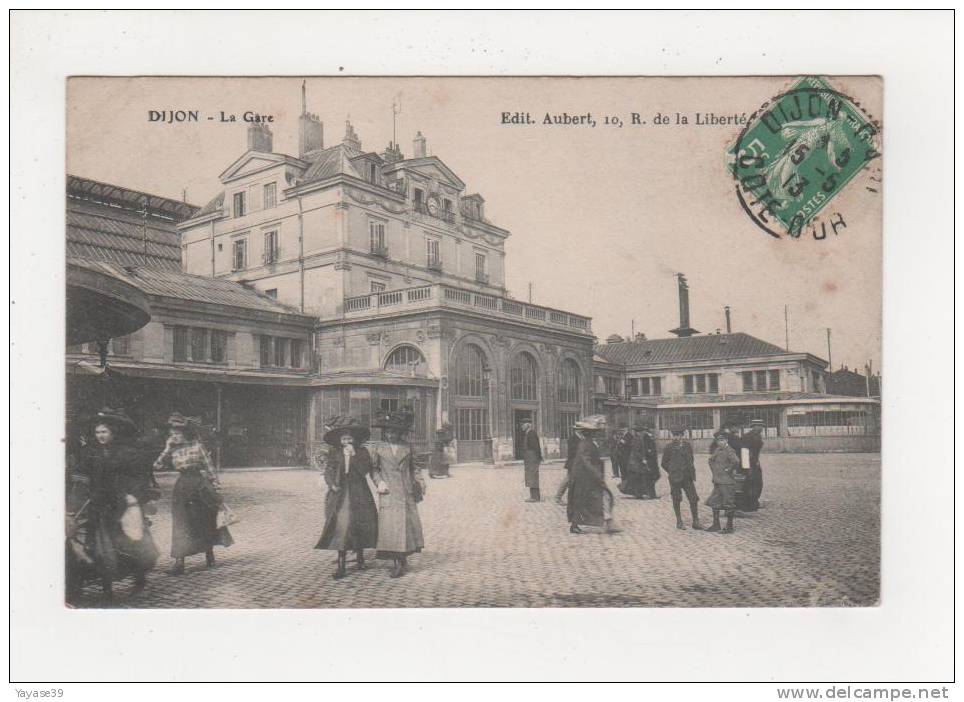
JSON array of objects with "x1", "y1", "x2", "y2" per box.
[
  {"x1": 414, "y1": 188, "x2": 424, "y2": 212},
  {"x1": 369, "y1": 162, "x2": 378, "y2": 185}
]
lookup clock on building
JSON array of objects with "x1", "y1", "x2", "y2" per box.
[{"x1": 426, "y1": 195, "x2": 441, "y2": 217}]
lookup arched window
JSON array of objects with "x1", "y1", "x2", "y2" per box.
[
  {"x1": 384, "y1": 345, "x2": 426, "y2": 376},
  {"x1": 455, "y1": 344, "x2": 487, "y2": 397},
  {"x1": 559, "y1": 359, "x2": 581, "y2": 404},
  {"x1": 510, "y1": 352, "x2": 538, "y2": 401}
]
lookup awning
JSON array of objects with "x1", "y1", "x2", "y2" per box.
[{"x1": 66, "y1": 259, "x2": 151, "y2": 345}]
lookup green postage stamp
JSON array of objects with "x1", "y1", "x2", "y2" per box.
[{"x1": 730, "y1": 76, "x2": 882, "y2": 239}]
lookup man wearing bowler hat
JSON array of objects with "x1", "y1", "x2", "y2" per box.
[
  {"x1": 521, "y1": 420, "x2": 543, "y2": 502},
  {"x1": 738, "y1": 418, "x2": 765, "y2": 511}
]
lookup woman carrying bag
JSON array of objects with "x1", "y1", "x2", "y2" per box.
[
  {"x1": 154, "y1": 413, "x2": 233, "y2": 575},
  {"x1": 76, "y1": 408, "x2": 159, "y2": 598},
  {"x1": 314, "y1": 416, "x2": 380, "y2": 580}
]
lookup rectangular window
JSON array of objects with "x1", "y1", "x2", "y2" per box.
[
  {"x1": 755, "y1": 370, "x2": 767, "y2": 391},
  {"x1": 263, "y1": 230, "x2": 279, "y2": 264},
  {"x1": 233, "y1": 191, "x2": 246, "y2": 218},
  {"x1": 210, "y1": 330, "x2": 228, "y2": 363},
  {"x1": 110, "y1": 335, "x2": 130, "y2": 356},
  {"x1": 604, "y1": 376, "x2": 621, "y2": 397},
  {"x1": 190, "y1": 328, "x2": 208, "y2": 362},
  {"x1": 369, "y1": 163, "x2": 378, "y2": 184},
  {"x1": 742, "y1": 371, "x2": 754, "y2": 391},
  {"x1": 426, "y1": 237, "x2": 441, "y2": 267},
  {"x1": 259, "y1": 336, "x2": 272, "y2": 368},
  {"x1": 652, "y1": 377, "x2": 662, "y2": 395},
  {"x1": 380, "y1": 398, "x2": 400, "y2": 413},
  {"x1": 369, "y1": 221, "x2": 386, "y2": 254},
  {"x1": 173, "y1": 326, "x2": 188, "y2": 362},
  {"x1": 456, "y1": 408, "x2": 489, "y2": 441},
  {"x1": 263, "y1": 182, "x2": 277, "y2": 209},
  {"x1": 290, "y1": 339, "x2": 304, "y2": 368},
  {"x1": 684, "y1": 375, "x2": 694, "y2": 394},
  {"x1": 232, "y1": 238, "x2": 247, "y2": 270},
  {"x1": 559, "y1": 412, "x2": 579, "y2": 441},
  {"x1": 475, "y1": 252, "x2": 487, "y2": 281},
  {"x1": 695, "y1": 374, "x2": 706, "y2": 393},
  {"x1": 370, "y1": 280, "x2": 386, "y2": 293},
  {"x1": 769, "y1": 369, "x2": 781, "y2": 390},
  {"x1": 274, "y1": 337, "x2": 289, "y2": 367},
  {"x1": 709, "y1": 373, "x2": 719, "y2": 393},
  {"x1": 634, "y1": 377, "x2": 661, "y2": 396},
  {"x1": 414, "y1": 188, "x2": 424, "y2": 211}
]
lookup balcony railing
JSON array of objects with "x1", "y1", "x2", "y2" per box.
[
  {"x1": 370, "y1": 244, "x2": 389, "y2": 259},
  {"x1": 475, "y1": 272, "x2": 490, "y2": 284},
  {"x1": 414, "y1": 202, "x2": 456, "y2": 225},
  {"x1": 427, "y1": 258, "x2": 443, "y2": 272},
  {"x1": 340, "y1": 283, "x2": 592, "y2": 334}
]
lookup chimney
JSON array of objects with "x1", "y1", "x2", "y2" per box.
[
  {"x1": 247, "y1": 123, "x2": 273, "y2": 152},
  {"x1": 298, "y1": 81, "x2": 324, "y2": 156},
  {"x1": 724, "y1": 305, "x2": 732, "y2": 333},
  {"x1": 342, "y1": 118, "x2": 361, "y2": 151},
  {"x1": 413, "y1": 131, "x2": 427, "y2": 158},
  {"x1": 669, "y1": 273, "x2": 700, "y2": 338}
]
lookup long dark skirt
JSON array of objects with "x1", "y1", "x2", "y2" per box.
[
  {"x1": 315, "y1": 480, "x2": 378, "y2": 551},
  {"x1": 617, "y1": 465, "x2": 648, "y2": 498},
  {"x1": 171, "y1": 469, "x2": 233, "y2": 558},
  {"x1": 568, "y1": 469, "x2": 611, "y2": 527}
]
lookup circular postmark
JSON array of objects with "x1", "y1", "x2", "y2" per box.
[{"x1": 730, "y1": 77, "x2": 882, "y2": 240}]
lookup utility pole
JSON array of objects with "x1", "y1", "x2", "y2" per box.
[
  {"x1": 826, "y1": 328, "x2": 832, "y2": 370},
  {"x1": 784, "y1": 305, "x2": 790, "y2": 351}
]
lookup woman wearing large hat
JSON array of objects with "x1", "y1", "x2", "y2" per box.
[
  {"x1": 566, "y1": 415, "x2": 618, "y2": 535},
  {"x1": 370, "y1": 407, "x2": 426, "y2": 578},
  {"x1": 69, "y1": 407, "x2": 159, "y2": 600},
  {"x1": 154, "y1": 412, "x2": 233, "y2": 575},
  {"x1": 314, "y1": 417, "x2": 380, "y2": 579}
]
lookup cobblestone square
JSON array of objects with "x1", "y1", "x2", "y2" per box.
[{"x1": 73, "y1": 452, "x2": 880, "y2": 608}]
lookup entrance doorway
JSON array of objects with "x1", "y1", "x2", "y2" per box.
[{"x1": 513, "y1": 409, "x2": 536, "y2": 459}]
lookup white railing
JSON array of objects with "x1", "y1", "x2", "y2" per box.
[{"x1": 342, "y1": 283, "x2": 591, "y2": 333}]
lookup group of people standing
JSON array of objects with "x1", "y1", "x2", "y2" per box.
[
  {"x1": 66, "y1": 408, "x2": 233, "y2": 602},
  {"x1": 520, "y1": 414, "x2": 765, "y2": 537},
  {"x1": 314, "y1": 408, "x2": 426, "y2": 580}
]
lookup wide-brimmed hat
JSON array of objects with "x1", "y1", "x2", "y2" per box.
[
  {"x1": 372, "y1": 407, "x2": 415, "y2": 433},
  {"x1": 91, "y1": 407, "x2": 137, "y2": 436},
  {"x1": 573, "y1": 414, "x2": 607, "y2": 432},
  {"x1": 713, "y1": 428, "x2": 729, "y2": 439},
  {"x1": 323, "y1": 416, "x2": 371, "y2": 446}
]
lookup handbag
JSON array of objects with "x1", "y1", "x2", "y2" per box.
[{"x1": 217, "y1": 503, "x2": 240, "y2": 528}]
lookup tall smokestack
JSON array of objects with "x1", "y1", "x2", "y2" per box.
[
  {"x1": 669, "y1": 273, "x2": 699, "y2": 338},
  {"x1": 298, "y1": 81, "x2": 324, "y2": 156},
  {"x1": 724, "y1": 305, "x2": 732, "y2": 333}
]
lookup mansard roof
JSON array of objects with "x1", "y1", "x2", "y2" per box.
[{"x1": 595, "y1": 332, "x2": 812, "y2": 367}]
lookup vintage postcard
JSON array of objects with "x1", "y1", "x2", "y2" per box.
[{"x1": 62, "y1": 75, "x2": 883, "y2": 610}]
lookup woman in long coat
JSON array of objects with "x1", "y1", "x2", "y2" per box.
[
  {"x1": 370, "y1": 408, "x2": 426, "y2": 578},
  {"x1": 154, "y1": 413, "x2": 233, "y2": 574},
  {"x1": 71, "y1": 408, "x2": 159, "y2": 598},
  {"x1": 617, "y1": 427, "x2": 649, "y2": 498},
  {"x1": 567, "y1": 417, "x2": 618, "y2": 534},
  {"x1": 705, "y1": 430, "x2": 741, "y2": 533},
  {"x1": 315, "y1": 417, "x2": 379, "y2": 579}
]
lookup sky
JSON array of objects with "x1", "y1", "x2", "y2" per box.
[{"x1": 67, "y1": 76, "x2": 882, "y2": 372}]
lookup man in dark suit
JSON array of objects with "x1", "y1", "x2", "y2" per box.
[
  {"x1": 661, "y1": 426, "x2": 702, "y2": 530},
  {"x1": 521, "y1": 421, "x2": 543, "y2": 502}
]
